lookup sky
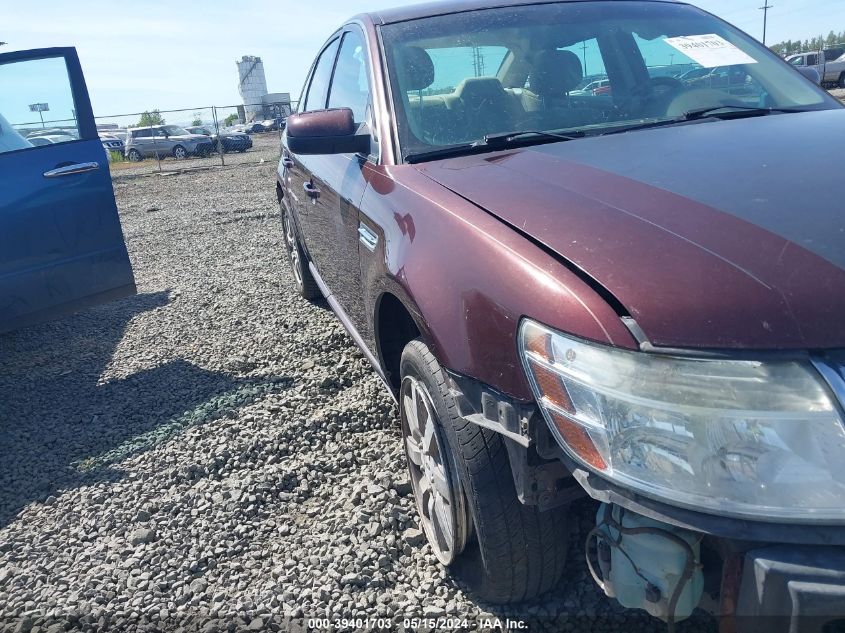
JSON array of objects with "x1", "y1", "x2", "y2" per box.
[{"x1": 2, "y1": 0, "x2": 843, "y2": 122}]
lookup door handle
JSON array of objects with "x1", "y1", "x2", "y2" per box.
[
  {"x1": 43, "y1": 162, "x2": 100, "y2": 178},
  {"x1": 303, "y1": 181, "x2": 320, "y2": 199},
  {"x1": 282, "y1": 157, "x2": 294, "y2": 168}
]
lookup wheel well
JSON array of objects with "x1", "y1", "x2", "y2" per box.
[
  {"x1": 376, "y1": 293, "x2": 421, "y2": 392},
  {"x1": 276, "y1": 181, "x2": 284, "y2": 201}
]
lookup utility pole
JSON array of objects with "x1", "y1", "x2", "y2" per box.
[
  {"x1": 759, "y1": 2, "x2": 773, "y2": 46},
  {"x1": 581, "y1": 41, "x2": 589, "y2": 76}
]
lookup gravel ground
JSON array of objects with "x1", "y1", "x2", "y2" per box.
[{"x1": 0, "y1": 158, "x2": 716, "y2": 633}]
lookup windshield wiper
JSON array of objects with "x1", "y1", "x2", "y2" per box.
[
  {"x1": 598, "y1": 105, "x2": 810, "y2": 137},
  {"x1": 478, "y1": 129, "x2": 586, "y2": 146},
  {"x1": 404, "y1": 143, "x2": 481, "y2": 164},
  {"x1": 404, "y1": 129, "x2": 584, "y2": 164},
  {"x1": 681, "y1": 105, "x2": 809, "y2": 120}
]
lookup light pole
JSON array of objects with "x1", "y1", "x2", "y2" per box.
[
  {"x1": 581, "y1": 41, "x2": 589, "y2": 76},
  {"x1": 759, "y1": 2, "x2": 773, "y2": 46}
]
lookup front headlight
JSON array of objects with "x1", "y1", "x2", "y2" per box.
[{"x1": 519, "y1": 319, "x2": 845, "y2": 522}]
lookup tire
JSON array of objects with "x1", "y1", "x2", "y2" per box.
[
  {"x1": 280, "y1": 202, "x2": 320, "y2": 300},
  {"x1": 127, "y1": 149, "x2": 143, "y2": 162},
  {"x1": 173, "y1": 145, "x2": 188, "y2": 159},
  {"x1": 839, "y1": 73, "x2": 845, "y2": 89},
  {"x1": 399, "y1": 339, "x2": 569, "y2": 604}
]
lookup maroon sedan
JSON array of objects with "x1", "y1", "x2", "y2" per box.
[{"x1": 277, "y1": 0, "x2": 845, "y2": 628}]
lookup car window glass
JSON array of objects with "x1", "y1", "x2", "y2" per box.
[
  {"x1": 303, "y1": 38, "x2": 340, "y2": 112},
  {"x1": 383, "y1": 2, "x2": 834, "y2": 157},
  {"x1": 807, "y1": 54, "x2": 819, "y2": 66},
  {"x1": 558, "y1": 39, "x2": 609, "y2": 94},
  {"x1": 789, "y1": 56, "x2": 805, "y2": 66},
  {"x1": 328, "y1": 31, "x2": 372, "y2": 123},
  {"x1": 0, "y1": 56, "x2": 81, "y2": 155},
  {"x1": 424, "y1": 46, "x2": 509, "y2": 94}
]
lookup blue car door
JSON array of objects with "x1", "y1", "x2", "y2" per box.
[{"x1": 0, "y1": 47, "x2": 135, "y2": 333}]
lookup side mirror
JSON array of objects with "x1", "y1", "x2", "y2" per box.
[
  {"x1": 286, "y1": 108, "x2": 370, "y2": 155},
  {"x1": 797, "y1": 66, "x2": 821, "y2": 85}
]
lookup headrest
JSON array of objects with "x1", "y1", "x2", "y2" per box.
[
  {"x1": 454, "y1": 77, "x2": 509, "y2": 104},
  {"x1": 399, "y1": 46, "x2": 434, "y2": 91},
  {"x1": 530, "y1": 50, "x2": 583, "y2": 97}
]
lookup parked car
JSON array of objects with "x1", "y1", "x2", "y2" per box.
[
  {"x1": 278, "y1": 0, "x2": 845, "y2": 627},
  {"x1": 786, "y1": 49, "x2": 845, "y2": 88},
  {"x1": 0, "y1": 47, "x2": 135, "y2": 333},
  {"x1": 684, "y1": 65, "x2": 750, "y2": 91},
  {"x1": 99, "y1": 133, "x2": 125, "y2": 155},
  {"x1": 570, "y1": 78, "x2": 610, "y2": 95},
  {"x1": 185, "y1": 125, "x2": 252, "y2": 153},
  {"x1": 678, "y1": 65, "x2": 711, "y2": 83},
  {"x1": 26, "y1": 133, "x2": 77, "y2": 146},
  {"x1": 124, "y1": 125, "x2": 213, "y2": 161},
  {"x1": 26, "y1": 127, "x2": 79, "y2": 140}
]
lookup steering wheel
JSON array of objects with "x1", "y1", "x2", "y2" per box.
[{"x1": 649, "y1": 76, "x2": 686, "y2": 98}]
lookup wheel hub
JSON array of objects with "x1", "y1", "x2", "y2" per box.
[
  {"x1": 283, "y1": 208, "x2": 303, "y2": 286},
  {"x1": 400, "y1": 375, "x2": 471, "y2": 565}
]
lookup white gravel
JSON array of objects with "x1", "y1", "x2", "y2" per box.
[{"x1": 0, "y1": 153, "x2": 715, "y2": 632}]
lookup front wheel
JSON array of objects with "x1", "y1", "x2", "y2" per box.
[
  {"x1": 173, "y1": 145, "x2": 188, "y2": 159},
  {"x1": 127, "y1": 149, "x2": 143, "y2": 162},
  {"x1": 399, "y1": 339, "x2": 569, "y2": 603}
]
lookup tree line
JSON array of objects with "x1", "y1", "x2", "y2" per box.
[
  {"x1": 769, "y1": 30, "x2": 845, "y2": 57},
  {"x1": 133, "y1": 109, "x2": 240, "y2": 129}
]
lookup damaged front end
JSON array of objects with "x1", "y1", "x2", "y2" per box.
[{"x1": 451, "y1": 318, "x2": 845, "y2": 631}]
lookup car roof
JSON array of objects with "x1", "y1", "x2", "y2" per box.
[{"x1": 357, "y1": 0, "x2": 683, "y2": 25}]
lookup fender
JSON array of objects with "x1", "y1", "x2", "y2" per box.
[{"x1": 358, "y1": 163, "x2": 637, "y2": 400}]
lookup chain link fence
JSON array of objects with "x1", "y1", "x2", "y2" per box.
[{"x1": 92, "y1": 101, "x2": 297, "y2": 174}]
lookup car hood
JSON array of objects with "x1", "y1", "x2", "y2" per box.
[{"x1": 415, "y1": 109, "x2": 845, "y2": 350}]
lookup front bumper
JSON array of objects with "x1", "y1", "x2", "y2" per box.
[
  {"x1": 192, "y1": 141, "x2": 214, "y2": 156},
  {"x1": 221, "y1": 137, "x2": 252, "y2": 151},
  {"x1": 445, "y1": 368, "x2": 845, "y2": 628},
  {"x1": 736, "y1": 546, "x2": 845, "y2": 633}
]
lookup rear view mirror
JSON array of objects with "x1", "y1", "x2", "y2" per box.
[{"x1": 286, "y1": 108, "x2": 370, "y2": 155}]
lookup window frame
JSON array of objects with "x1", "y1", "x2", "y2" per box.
[
  {"x1": 0, "y1": 48, "x2": 95, "y2": 157},
  {"x1": 300, "y1": 36, "x2": 341, "y2": 113},
  {"x1": 327, "y1": 29, "x2": 372, "y2": 125},
  {"x1": 327, "y1": 23, "x2": 380, "y2": 162}
]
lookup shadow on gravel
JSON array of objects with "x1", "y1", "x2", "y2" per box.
[{"x1": 0, "y1": 290, "x2": 292, "y2": 528}]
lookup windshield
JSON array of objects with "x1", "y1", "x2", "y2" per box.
[
  {"x1": 380, "y1": 1, "x2": 839, "y2": 160},
  {"x1": 163, "y1": 125, "x2": 190, "y2": 136}
]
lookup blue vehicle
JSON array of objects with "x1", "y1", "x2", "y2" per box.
[{"x1": 0, "y1": 47, "x2": 135, "y2": 333}]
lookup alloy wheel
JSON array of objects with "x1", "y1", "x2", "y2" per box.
[
  {"x1": 400, "y1": 375, "x2": 471, "y2": 565},
  {"x1": 174, "y1": 146, "x2": 187, "y2": 159},
  {"x1": 283, "y1": 207, "x2": 303, "y2": 287}
]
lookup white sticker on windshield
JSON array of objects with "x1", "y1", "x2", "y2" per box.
[{"x1": 663, "y1": 34, "x2": 758, "y2": 68}]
